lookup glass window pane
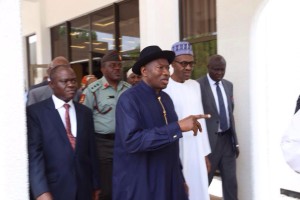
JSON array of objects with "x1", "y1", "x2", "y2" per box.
[
  {"x1": 180, "y1": 0, "x2": 217, "y2": 79},
  {"x1": 119, "y1": 0, "x2": 140, "y2": 53},
  {"x1": 70, "y1": 16, "x2": 90, "y2": 61},
  {"x1": 51, "y1": 23, "x2": 68, "y2": 58},
  {"x1": 119, "y1": 0, "x2": 140, "y2": 80},
  {"x1": 27, "y1": 34, "x2": 48, "y2": 87},
  {"x1": 28, "y1": 35, "x2": 37, "y2": 65},
  {"x1": 91, "y1": 6, "x2": 115, "y2": 55},
  {"x1": 181, "y1": 0, "x2": 216, "y2": 39},
  {"x1": 191, "y1": 39, "x2": 217, "y2": 79}
]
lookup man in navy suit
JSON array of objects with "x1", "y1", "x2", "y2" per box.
[
  {"x1": 197, "y1": 55, "x2": 239, "y2": 200},
  {"x1": 27, "y1": 65, "x2": 100, "y2": 200}
]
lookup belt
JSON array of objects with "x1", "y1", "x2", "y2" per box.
[
  {"x1": 94, "y1": 133, "x2": 115, "y2": 140},
  {"x1": 216, "y1": 128, "x2": 232, "y2": 136}
]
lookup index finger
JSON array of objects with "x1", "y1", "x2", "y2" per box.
[{"x1": 193, "y1": 114, "x2": 211, "y2": 119}]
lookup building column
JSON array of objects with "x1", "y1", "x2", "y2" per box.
[
  {"x1": 253, "y1": 0, "x2": 300, "y2": 198},
  {"x1": 219, "y1": 0, "x2": 300, "y2": 199},
  {"x1": 0, "y1": 0, "x2": 29, "y2": 199},
  {"x1": 139, "y1": 0, "x2": 180, "y2": 50}
]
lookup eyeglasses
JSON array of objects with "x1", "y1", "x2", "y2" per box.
[{"x1": 174, "y1": 60, "x2": 195, "y2": 68}]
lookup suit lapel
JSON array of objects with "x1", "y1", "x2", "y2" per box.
[
  {"x1": 203, "y1": 76, "x2": 219, "y2": 114},
  {"x1": 222, "y1": 80, "x2": 233, "y2": 113},
  {"x1": 74, "y1": 102, "x2": 83, "y2": 147}
]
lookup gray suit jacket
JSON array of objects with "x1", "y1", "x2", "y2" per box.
[
  {"x1": 197, "y1": 76, "x2": 238, "y2": 151},
  {"x1": 27, "y1": 85, "x2": 81, "y2": 106}
]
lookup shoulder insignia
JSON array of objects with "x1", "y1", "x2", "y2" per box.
[
  {"x1": 123, "y1": 81, "x2": 131, "y2": 88},
  {"x1": 79, "y1": 94, "x2": 86, "y2": 104},
  {"x1": 104, "y1": 83, "x2": 109, "y2": 88},
  {"x1": 90, "y1": 80, "x2": 102, "y2": 92}
]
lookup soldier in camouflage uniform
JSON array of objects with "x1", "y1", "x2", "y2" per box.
[{"x1": 80, "y1": 50, "x2": 130, "y2": 200}]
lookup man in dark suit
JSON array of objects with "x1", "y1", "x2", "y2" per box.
[
  {"x1": 27, "y1": 65, "x2": 100, "y2": 200},
  {"x1": 197, "y1": 54, "x2": 239, "y2": 200}
]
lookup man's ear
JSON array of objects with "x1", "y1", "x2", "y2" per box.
[
  {"x1": 100, "y1": 65, "x2": 104, "y2": 74},
  {"x1": 141, "y1": 66, "x2": 147, "y2": 77},
  {"x1": 49, "y1": 80, "x2": 54, "y2": 89}
]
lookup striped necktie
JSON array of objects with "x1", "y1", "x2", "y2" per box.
[{"x1": 63, "y1": 104, "x2": 76, "y2": 150}]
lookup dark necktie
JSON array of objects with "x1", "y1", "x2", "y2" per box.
[
  {"x1": 215, "y1": 82, "x2": 228, "y2": 131},
  {"x1": 63, "y1": 104, "x2": 76, "y2": 150}
]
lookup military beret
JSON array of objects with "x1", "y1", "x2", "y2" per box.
[{"x1": 101, "y1": 50, "x2": 122, "y2": 65}]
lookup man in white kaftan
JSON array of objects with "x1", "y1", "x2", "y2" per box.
[{"x1": 164, "y1": 41, "x2": 211, "y2": 200}]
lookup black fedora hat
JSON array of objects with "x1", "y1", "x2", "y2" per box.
[{"x1": 132, "y1": 45, "x2": 175, "y2": 75}]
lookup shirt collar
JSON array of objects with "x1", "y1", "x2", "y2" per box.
[
  {"x1": 52, "y1": 95, "x2": 74, "y2": 109},
  {"x1": 207, "y1": 73, "x2": 223, "y2": 87},
  {"x1": 140, "y1": 80, "x2": 163, "y2": 97},
  {"x1": 99, "y1": 76, "x2": 110, "y2": 89},
  {"x1": 100, "y1": 76, "x2": 126, "y2": 91}
]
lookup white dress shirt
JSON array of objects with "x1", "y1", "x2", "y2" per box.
[
  {"x1": 52, "y1": 95, "x2": 77, "y2": 137},
  {"x1": 207, "y1": 74, "x2": 230, "y2": 131}
]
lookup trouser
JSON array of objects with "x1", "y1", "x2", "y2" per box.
[
  {"x1": 208, "y1": 131, "x2": 238, "y2": 200},
  {"x1": 94, "y1": 134, "x2": 114, "y2": 200}
]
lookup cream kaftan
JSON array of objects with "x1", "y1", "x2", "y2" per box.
[{"x1": 164, "y1": 78, "x2": 211, "y2": 200}]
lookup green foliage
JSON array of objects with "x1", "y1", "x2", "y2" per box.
[{"x1": 191, "y1": 39, "x2": 217, "y2": 79}]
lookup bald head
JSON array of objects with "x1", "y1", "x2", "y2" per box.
[
  {"x1": 47, "y1": 56, "x2": 70, "y2": 75},
  {"x1": 49, "y1": 56, "x2": 70, "y2": 68}
]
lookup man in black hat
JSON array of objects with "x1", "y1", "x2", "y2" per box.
[
  {"x1": 112, "y1": 45, "x2": 210, "y2": 200},
  {"x1": 81, "y1": 50, "x2": 131, "y2": 200}
]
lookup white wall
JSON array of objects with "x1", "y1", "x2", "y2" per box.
[
  {"x1": 218, "y1": 0, "x2": 263, "y2": 198},
  {"x1": 43, "y1": 0, "x2": 114, "y2": 27},
  {"x1": 253, "y1": 0, "x2": 300, "y2": 198},
  {"x1": 0, "y1": 0, "x2": 28, "y2": 199},
  {"x1": 219, "y1": 0, "x2": 300, "y2": 199},
  {"x1": 139, "y1": 0, "x2": 180, "y2": 50}
]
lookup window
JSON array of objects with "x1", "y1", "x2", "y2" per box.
[
  {"x1": 91, "y1": 6, "x2": 115, "y2": 55},
  {"x1": 50, "y1": 0, "x2": 140, "y2": 81},
  {"x1": 70, "y1": 16, "x2": 90, "y2": 62},
  {"x1": 51, "y1": 23, "x2": 68, "y2": 58},
  {"x1": 180, "y1": 0, "x2": 217, "y2": 79},
  {"x1": 26, "y1": 34, "x2": 48, "y2": 87},
  {"x1": 118, "y1": 0, "x2": 140, "y2": 79}
]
